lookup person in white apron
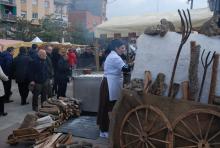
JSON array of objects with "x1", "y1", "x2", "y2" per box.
[{"x1": 97, "y1": 39, "x2": 131, "y2": 138}]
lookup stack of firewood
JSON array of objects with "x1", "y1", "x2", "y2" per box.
[
  {"x1": 7, "y1": 114, "x2": 55, "y2": 145},
  {"x1": 37, "y1": 97, "x2": 81, "y2": 126},
  {"x1": 34, "y1": 133, "x2": 73, "y2": 148},
  {"x1": 7, "y1": 97, "x2": 81, "y2": 146}
]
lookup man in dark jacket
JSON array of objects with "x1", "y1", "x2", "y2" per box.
[
  {"x1": 51, "y1": 47, "x2": 61, "y2": 95},
  {"x1": 57, "y1": 49, "x2": 71, "y2": 98},
  {"x1": 30, "y1": 49, "x2": 48, "y2": 111},
  {"x1": 1, "y1": 47, "x2": 14, "y2": 103},
  {"x1": 13, "y1": 47, "x2": 32, "y2": 105},
  {"x1": 29, "y1": 44, "x2": 38, "y2": 60},
  {"x1": 45, "y1": 45, "x2": 54, "y2": 98}
]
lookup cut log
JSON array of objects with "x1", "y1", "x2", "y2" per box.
[
  {"x1": 19, "y1": 114, "x2": 38, "y2": 129},
  {"x1": 181, "y1": 81, "x2": 189, "y2": 100},
  {"x1": 143, "y1": 70, "x2": 152, "y2": 93},
  {"x1": 38, "y1": 107, "x2": 60, "y2": 115},
  {"x1": 170, "y1": 83, "x2": 180, "y2": 98},
  {"x1": 149, "y1": 73, "x2": 167, "y2": 96}
]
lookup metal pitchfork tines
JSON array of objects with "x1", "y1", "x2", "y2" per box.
[
  {"x1": 168, "y1": 9, "x2": 192, "y2": 97},
  {"x1": 197, "y1": 49, "x2": 215, "y2": 102}
]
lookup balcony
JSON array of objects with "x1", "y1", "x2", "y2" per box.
[
  {"x1": 1, "y1": 13, "x2": 16, "y2": 22},
  {"x1": 0, "y1": 0, "x2": 16, "y2": 6},
  {"x1": 54, "y1": 0, "x2": 68, "y2": 5}
]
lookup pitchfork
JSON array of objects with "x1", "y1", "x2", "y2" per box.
[
  {"x1": 197, "y1": 49, "x2": 215, "y2": 102},
  {"x1": 168, "y1": 9, "x2": 192, "y2": 97}
]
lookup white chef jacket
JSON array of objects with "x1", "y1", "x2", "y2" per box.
[
  {"x1": 104, "y1": 51, "x2": 125, "y2": 101},
  {"x1": 0, "y1": 66, "x2": 8, "y2": 96}
]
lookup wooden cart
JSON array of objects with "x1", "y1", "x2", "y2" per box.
[{"x1": 109, "y1": 89, "x2": 220, "y2": 148}]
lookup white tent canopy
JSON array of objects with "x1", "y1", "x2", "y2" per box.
[
  {"x1": 31, "y1": 37, "x2": 43, "y2": 43},
  {"x1": 95, "y1": 8, "x2": 213, "y2": 38}
]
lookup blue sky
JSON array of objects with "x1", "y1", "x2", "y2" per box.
[{"x1": 106, "y1": 0, "x2": 208, "y2": 18}]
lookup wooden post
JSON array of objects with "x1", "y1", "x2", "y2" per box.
[
  {"x1": 208, "y1": 54, "x2": 219, "y2": 104},
  {"x1": 94, "y1": 39, "x2": 100, "y2": 71},
  {"x1": 143, "y1": 70, "x2": 152, "y2": 93},
  {"x1": 181, "y1": 81, "x2": 189, "y2": 100},
  {"x1": 188, "y1": 41, "x2": 200, "y2": 101}
]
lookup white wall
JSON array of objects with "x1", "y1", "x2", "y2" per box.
[{"x1": 132, "y1": 32, "x2": 220, "y2": 103}]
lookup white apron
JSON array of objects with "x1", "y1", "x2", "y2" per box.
[
  {"x1": 104, "y1": 51, "x2": 125, "y2": 101},
  {"x1": 107, "y1": 75, "x2": 123, "y2": 101}
]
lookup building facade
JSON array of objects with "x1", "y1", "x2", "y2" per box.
[
  {"x1": 68, "y1": 10, "x2": 102, "y2": 32},
  {"x1": 68, "y1": 0, "x2": 107, "y2": 31},
  {"x1": 15, "y1": 0, "x2": 54, "y2": 21},
  {"x1": 0, "y1": 0, "x2": 17, "y2": 22},
  {"x1": 54, "y1": 0, "x2": 68, "y2": 23}
]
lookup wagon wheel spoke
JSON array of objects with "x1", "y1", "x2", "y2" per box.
[
  {"x1": 147, "y1": 140, "x2": 156, "y2": 148},
  {"x1": 127, "y1": 119, "x2": 141, "y2": 134},
  {"x1": 145, "y1": 108, "x2": 149, "y2": 124},
  {"x1": 123, "y1": 132, "x2": 140, "y2": 138},
  {"x1": 176, "y1": 146, "x2": 197, "y2": 148},
  {"x1": 174, "y1": 133, "x2": 198, "y2": 144},
  {"x1": 195, "y1": 114, "x2": 203, "y2": 139},
  {"x1": 210, "y1": 142, "x2": 220, "y2": 145},
  {"x1": 208, "y1": 130, "x2": 220, "y2": 142},
  {"x1": 123, "y1": 138, "x2": 140, "y2": 148},
  {"x1": 180, "y1": 120, "x2": 200, "y2": 141},
  {"x1": 149, "y1": 126, "x2": 167, "y2": 136},
  {"x1": 147, "y1": 115, "x2": 158, "y2": 132},
  {"x1": 144, "y1": 142, "x2": 149, "y2": 148},
  {"x1": 205, "y1": 115, "x2": 214, "y2": 141},
  {"x1": 135, "y1": 111, "x2": 144, "y2": 132},
  {"x1": 136, "y1": 141, "x2": 143, "y2": 148},
  {"x1": 148, "y1": 137, "x2": 170, "y2": 144}
]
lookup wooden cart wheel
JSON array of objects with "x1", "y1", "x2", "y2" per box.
[
  {"x1": 173, "y1": 109, "x2": 220, "y2": 148},
  {"x1": 120, "y1": 105, "x2": 173, "y2": 148}
]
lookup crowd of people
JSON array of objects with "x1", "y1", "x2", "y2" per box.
[{"x1": 0, "y1": 44, "x2": 77, "y2": 115}]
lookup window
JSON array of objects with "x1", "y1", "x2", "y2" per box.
[
  {"x1": 44, "y1": 1, "x2": 49, "y2": 8},
  {"x1": 21, "y1": 11, "x2": 27, "y2": 18},
  {"x1": 32, "y1": 0, "x2": 37, "y2": 5},
  {"x1": 21, "y1": 0, "x2": 26, "y2": 4},
  {"x1": 32, "y1": 13, "x2": 38, "y2": 19}
]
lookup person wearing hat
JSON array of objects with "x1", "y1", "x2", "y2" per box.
[
  {"x1": 0, "y1": 47, "x2": 14, "y2": 103},
  {"x1": 97, "y1": 39, "x2": 131, "y2": 138}
]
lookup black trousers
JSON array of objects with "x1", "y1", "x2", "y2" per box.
[
  {"x1": 0, "y1": 96, "x2": 5, "y2": 113},
  {"x1": 17, "y1": 82, "x2": 29, "y2": 104},
  {"x1": 57, "y1": 81, "x2": 67, "y2": 98},
  {"x1": 2, "y1": 79, "x2": 12, "y2": 101}
]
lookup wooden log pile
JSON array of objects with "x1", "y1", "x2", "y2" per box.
[
  {"x1": 7, "y1": 97, "x2": 81, "y2": 146},
  {"x1": 34, "y1": 133, "x2": 73, "y2": 148},
  {"x1": 37, "y1": 97, "x2": 81, "y2": 126},
  {"x1": 34, "y1": 133, "x2": 98, "y2": 148},
  {"x1": 7, "y1": 115, "x2": 54, "y2": 145}
]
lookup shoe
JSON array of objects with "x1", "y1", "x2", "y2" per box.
[
  {"x1": 5, "y1": 100, "x2": 14, "y2": 103},
  {"x1": 104, "y1": 132, "x2": 109, "y2": 138},
  {"x1": 0, "y1": 112, "x2": 8, "y2": 116},
  {"x1": 99, "y1": 132, "x2": 106, "y2": 138}
]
